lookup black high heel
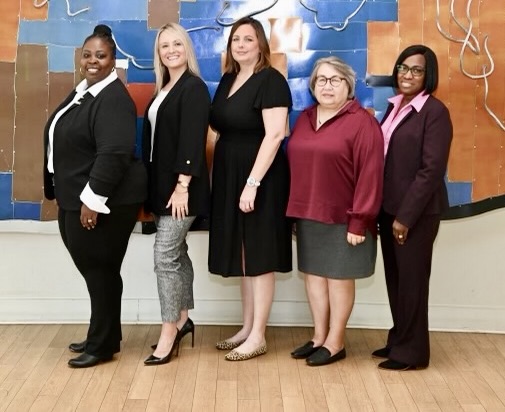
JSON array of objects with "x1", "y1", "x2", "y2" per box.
[
  {"x1": 177, "y1": 318, "x2": 195, "y2": 347},
  {"x1": 144, "y1": 339, "x2": 180, "y2": 366},
  {"x1": 151, "y1": 318, "x2": 195, "y2": 350}
]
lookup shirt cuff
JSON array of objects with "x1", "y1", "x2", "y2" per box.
[{"x1": 80, "y1": 183, "x2": 110, "y2": 214}]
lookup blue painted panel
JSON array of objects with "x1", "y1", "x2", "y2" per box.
[
  {"x1": 372, "y1": 86, "x2": 395, "y2": 120},
  {"x1": 19, "y1": 20, "x2": 94, "y2": 47},
  {"x1": 13, "y1": 202, "x2": 41, "y2": 220},
  {"x1": 303, "y1": 1, "x2": 369, "y2": 24},
  {"x1": 198, "y1": 56, "x2": 223, "y2": 82},
  {"x1": 355, "y1": 79, "x2": 373, "y2": 108},
  {"x1": 206, "y1": 81, "x2": 220, "y2": 101},
  {"x1": 289, "y1": 109, "x2": 304, "y2": 131},
  {"x1": 127, "y1": 63, "x2": 156, "y2": 83},
  {"x1": 446, "y1": 181, "x2": 473, "y2": 206},
  {"x1": 48, "y1": 45, "x2": 75, "y2": 72},
  {"x1": 367, "y1": 2, "x2": 398, "y2": 21},
  {"x1": 185, "y1": 26, "x2": 227, "y2": 59},
  {"x1": 47, "y1": 0, "x2": 146, "y2": 21},
  {"x1": 0, "y1": 173, "x2": 13, "y2": 220},
  {"x1": 102, "y1": 21, "x2": 156, "y2": 60},
  {"x1": 304, "y1": 22, "x2": 367, "y2": 50},
  {"x1": 288, "y1": 77, "x2": 314, "y2": 111}
]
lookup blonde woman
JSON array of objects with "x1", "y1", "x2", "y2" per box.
[{"x1": 141, "y1": 23, "x2": 210, "y2": 365}]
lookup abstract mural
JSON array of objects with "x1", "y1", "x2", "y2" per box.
[{"x1": 0, "y1": 0, "x2": 504, "y2": 221}]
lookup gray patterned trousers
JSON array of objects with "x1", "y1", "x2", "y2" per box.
[{"x1": 154, "y1": 215, "x2": 196, "y2": 322}]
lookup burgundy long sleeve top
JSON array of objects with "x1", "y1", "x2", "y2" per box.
[{"x1": 286, "y1": 99, "x2": 384, "y2": 236}]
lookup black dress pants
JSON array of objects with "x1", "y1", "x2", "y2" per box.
[
  {"x1": 379, "y1": 211, "x2": 441, "y2": 367},
  {"x1": 58, "y1": 204, "x2": 140, "y2": 358}
]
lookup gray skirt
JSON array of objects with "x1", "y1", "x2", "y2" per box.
[{"x1": 295, "y1": 219, "x2": 377, "y2": 279}]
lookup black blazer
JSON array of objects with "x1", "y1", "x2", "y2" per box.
[
  {"x1": 43, "y1": 78, "x2": 147, "y2": 210},
  {"x1": 142, "y1": 71, "x2": 211, "y2": 217},
  {"x1": 381, "y1": 95, "x2": 453, "y2": 228}
]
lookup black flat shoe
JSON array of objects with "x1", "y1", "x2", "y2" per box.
[
  {"x1": 371, "y1": 347, "x2": 390, "y2": 359},
  {"x1": 378, "y1": 359, "x2": 426, "y2": 371},
  {"x1": 291, "y1": 341, "x2": 321, "y2": 359},
  {"x1": 68, "y1": 353, "x2": 112, "y2": 368},
  {"x1": 306, "y1": 347, "x2": 346, "y2": 366},
  {"x1": 69, "y1": 340, "x2": 87, "y2": 353},
  {"x1": 145, "y1": 340, "x2": 180, "y2": 366}
]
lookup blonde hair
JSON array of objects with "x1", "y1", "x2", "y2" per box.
[
  {"x1": 309, "y1": 56, "x2": 356, "y2": 98},
  {"x1": 153, "y1": 23, "x2": 201, "y2": 94}
]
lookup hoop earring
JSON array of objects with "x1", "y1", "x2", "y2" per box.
[{"x1": 79, "y1": 67, "x2": 84, "y2": 76}]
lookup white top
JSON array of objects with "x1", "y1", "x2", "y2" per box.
[
  {"x1": 47, "y1": 71, "x2": 119, "y2": 214},
  {"x1": 147, "y1": 90, "x2": 169, "y2": 162}
]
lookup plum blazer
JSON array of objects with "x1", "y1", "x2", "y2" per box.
[{"x1": 381, "y1": 95, "x2": 453, "y2": 228}]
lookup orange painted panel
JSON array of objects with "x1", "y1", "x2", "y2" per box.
[
  {"x1": 41, "y1": 199, "x2": 58, "y2": 221},
  {"x1": 13, "y1": 45, "x2": 48, "y2": 202},
  {"x1": 148, "y1": 0, "x2": 179, "y2": 30},
  {"x1": 48, "y1": 72, "x2": 74, "y2": 114},
  {"x1": 126, "y1": 83, "x2": 156, "y2": 116},
  {"x1": 398, "y1": 0, "x2": 423, "y2": 48},
  {"x1": 269, "y1": 18, "x2": 303, "y2": 53},
  {"x1": 0, "y1": 1, "x2": 20, "y2": 62},
  {"x1": 271, "y1": 53, "x2": 288, "y2": 79},
  {"x1": 20, "y1": 0, "x2": 48, "y2": 20},
  {"x1": 0, "y1": 62, "x2": 15, "y2": 171},
  {"x1": 367, "y1": 22, "x2": 399, "y2": 75}
]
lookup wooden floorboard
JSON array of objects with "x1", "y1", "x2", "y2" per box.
[{"x1": 0, "y1": 325, "x2": 503, "y2": 411}]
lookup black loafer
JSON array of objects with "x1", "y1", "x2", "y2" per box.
[
  {"x1": 68, "y1": 353, "x2": 112, "y2": 368},
  {"x1": 291, "y1": 341, "x2": 321, "y2": 359},
  {"x1": 306, "y1": 347, "x2": 346, "y2": 366},
  {"x1": 378, "y1": 359, "x2": 425, "y2": 371},
  {"x1": 69, "y1": 340, "x2": 87, "y2": 353},
  {"x1": 371, "y1": 347, "x2": 390, "y2": 359}
]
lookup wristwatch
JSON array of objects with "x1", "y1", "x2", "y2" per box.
[{"x1": 246, "y1": 176, "x2": 261, "y2": 187}]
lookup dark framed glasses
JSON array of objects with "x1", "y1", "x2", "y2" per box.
[
  {"x1": 396, "y1": 64, "x2": 425, "y2": 77},
  {"x1": 315, "y1": 76, "x2": 344, "y2": 87}
]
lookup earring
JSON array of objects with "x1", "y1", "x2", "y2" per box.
[{"x1": 79, "y1": 67, "x2": 84, "y2": 76}]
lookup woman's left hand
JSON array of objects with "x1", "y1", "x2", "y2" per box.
[
  {"x1": 81, "y1": 204, "x2": 98, "y2": 230},
  {"x1": 347, "y1": 232, "x2": 365, "y2": 246},
  {"x1": 239, "y1": 186, "x2": 257, "y2": 213},
  {"x1": 167, "y1": 188, "x2": 189, "y2": 220}
]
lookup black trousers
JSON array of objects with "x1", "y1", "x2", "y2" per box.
[
  {"x1": 58, "y1": 204, "x2": 140, "y2": 358},
  {"x1": 378, "y1": 211, "x2": 441, "y2": 366}
]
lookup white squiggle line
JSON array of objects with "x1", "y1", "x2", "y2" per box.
[
  {"x1": 111, "y1": 34, "x2": 154, "y2": 70},
  {"x1": 33, "y1": 0, "x2": 48, "y2": 8},
  {"x1": 435, "y1": 0, "x2": 479, "y2": 53},
  {"x1": 482, "y1": 65, "x2": 505, "y2": 132},
  {"x1": 65, "y1": 0, "x2": 90, "y2": 17},
  {"x1": 299, "y1": 0, "x2": 367, "y2": 32},
  {"x1": 216, "y1": 0, "x2": 279, "y2": 26}
]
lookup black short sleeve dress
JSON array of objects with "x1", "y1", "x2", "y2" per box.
[{"x1": 209, "y1": 67, "x2": 293, "y2": 277}]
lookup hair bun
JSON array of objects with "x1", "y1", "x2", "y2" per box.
[{"x1": 93, "y1": 24, "x2": 112, "y2": 37}]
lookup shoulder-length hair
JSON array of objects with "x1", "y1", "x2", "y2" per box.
[
  {"x1": 153, "y1": 23, "x2": 201, "y2": 95},
  {"x1": 308, "y1": 56, "x2": 356, "y2": 99},
  {"x1": 392, "y1": 44, "x2": 439, "y2": 94},
  {"x1": 223, "y1": 17, "x2": 271, "y2": 74}
]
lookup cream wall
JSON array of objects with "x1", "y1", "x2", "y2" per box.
[{"x1": 0, "y1": 208, "x2": 503, "y2": 332}]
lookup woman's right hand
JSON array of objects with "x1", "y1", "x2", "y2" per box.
[{"x1": 347, "y1": 232, "x2": 365, "y2": 246}]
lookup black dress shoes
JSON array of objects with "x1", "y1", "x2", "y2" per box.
[
  {"x1": 69, "y1": 340, "x2": 87, "y2": 353},
  {"x1": 291, "y1": 341, "x2": 321, "y2": 359},
  {"x1": 306, "y1": 347, "x2": 346, "y2": 366},
  {"x1": 145, "y1": 340, "x2": 180, "y2": 366},
  {"x1": 151, "y1": 318, "x2": 195, "y2": 350},
  {"x1": 68, "y1": 353, "x2": 112, "y2": 368},
  {"x1": 378, "y1": 359, "x2": 426, "y2": 371},
  {"x1": 371, "y1": 347, "x2": 390, "y2": 359}
]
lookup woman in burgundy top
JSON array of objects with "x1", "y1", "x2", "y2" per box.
[{"x1": 286, "y1": 57, "x2": 383, "y2": 366}]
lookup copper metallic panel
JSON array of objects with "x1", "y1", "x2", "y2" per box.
[
  {"x1": 0, "y1": 62, "x2": 15, "y2": 171},
  {"x1": 268, "y1": 18, "x2": 303, "y2": 53},
  {"x1": 126, "y1": 83, "x2": 156, "y2": 116},
  {"x1": 0, "y1": 0, "x2": 20, "y2": 62},
  {"x1": 13, "y1": 45, "x2": 48, "y2": 202},
  {"x1": 271, "y1": 53, "x2": 288, "y2": 79},
  {"x1": 148, "y1": 0, "x2": 180, "y2": 30},
  {"x1": 48, "y1": 72, "x2": 74, "y2": 114},
  {"x1": 398, "y1": 0, "x2": 423, "y2": 48},
  {"x1": 20, "y1": 0, "x2": 48, "y2": 20},
  {"x1": 117, "y1": 68, "x2": 127, "y2": 84},
  {"x1": 367, "y1": 22, "x2": 399, "y2": 75},
  {"x1": 74, "y1": 47, "x2": 82, "y2": 87},
  {"x1": 41, "y1": 199, "x2": 58, "y2": 221}
]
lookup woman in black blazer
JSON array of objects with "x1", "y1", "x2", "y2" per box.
[
  {"x1": 373, "y1": 45, "x2": 453, "y2": 370},
  {"x1": 141, "y1": 23, "x2": 210, "y2": 365},
  {"x1": 43, "y1": 25, "x2": 147, "y2": 368}
]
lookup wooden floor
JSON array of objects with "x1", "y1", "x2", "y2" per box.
[{"x1": 0, "y1": 325, "x2": 505, "y2": 411}]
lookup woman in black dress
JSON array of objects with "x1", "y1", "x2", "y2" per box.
[{"x1": 209, "y1": 17, "x2": 292, "y2": 361}]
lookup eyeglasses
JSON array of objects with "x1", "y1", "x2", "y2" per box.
[
  {"x1": 396, "y1": 64, "x2": 425, "y2": 77},
  {"x1": 315, "y1": 76, "x2": 344, "y2": 87}
]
